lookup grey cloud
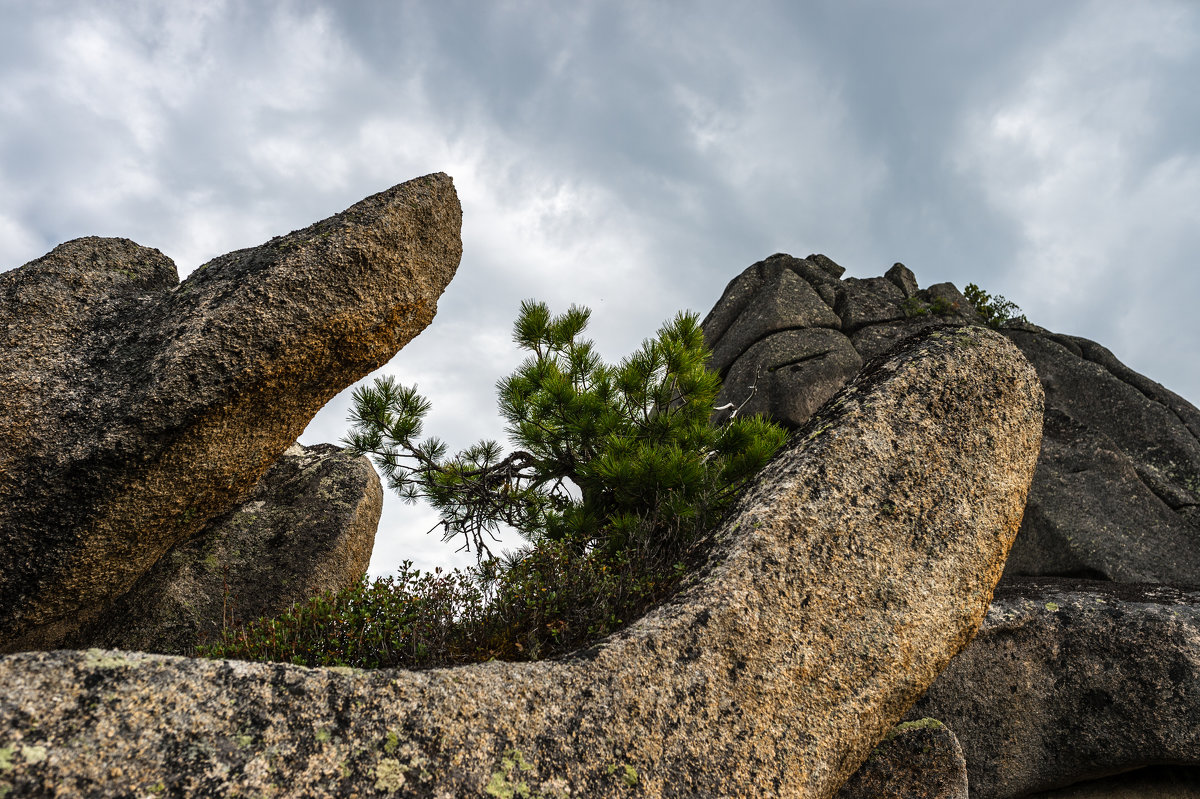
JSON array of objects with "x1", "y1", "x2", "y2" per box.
[{"x1": 2, "y1": 0, "x2": 1196, "y2": 572}]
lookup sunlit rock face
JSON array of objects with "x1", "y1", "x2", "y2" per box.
[
  {"x1": 0, "y1": 325, "x2": 1042, "y2": 798},
  {"x1": 0, "y1": 173, "x2": 462, "y2": 652}
]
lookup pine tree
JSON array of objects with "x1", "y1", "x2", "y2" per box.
[
  {"x1": 202, "y1": 302, "x2": 789, "y2": 668},
  {"x1": 345, "y1": 300, "x2": 787, "y2": 561}
]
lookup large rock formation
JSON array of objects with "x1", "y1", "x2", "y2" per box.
[
  {"x1": 999, "y1": 324, "x2": 1200, "y2": 585},
  {"x1": 907, "y1": 578, "x2": 1200, "y2": 799},
  {"x1": 835, "y1": 719, "x2": 969, "y2": 799},
  {"x1": 0, "y1": 325, "x2": 1043, "y2": 798},
  {"x1": 67, "y1": 443, "x2": 382, "y2": 655},
  {"x1": 0, "y1": 173, "x2": 462, "y2": 652},
  {"x1": 704, "y1": 253, "x2": 1200, "y2": 587}
]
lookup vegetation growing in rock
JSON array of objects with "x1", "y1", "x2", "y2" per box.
[
  {"x1": 901, "y1": 296, "x2": 930, "y2": 318},
  {"x1": 963, "y1": 283, "x2": 1027, "y2": 329},
  {"x1": 200, "y1": 302, "x2": 788, "y2": 668},
  {"x1": 902, "y1": 294, "x2": 963, "y2": 318}
]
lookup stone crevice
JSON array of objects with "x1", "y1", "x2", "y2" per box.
[
  {"x1": 767, "y1": 349, "x2": 837, "y2": 373},
  {"x1": 709, "y1": 323, "x2": 845, "y2": 380},
  {"x1": 1078, "y1": 347, "x2": 1200, "y2": 444}
]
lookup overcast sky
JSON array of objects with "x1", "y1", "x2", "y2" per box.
[{"x1": 2, "y1": 1, "x2": 1197, "y2": 576}]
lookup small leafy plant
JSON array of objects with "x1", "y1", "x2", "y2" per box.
[
  {"x1": 963, "y1": 283, "x2": 1026, "y2": 329},
  {"x1": 200, "y1": 301, "x2": 788, "y2": 668},
  {"x1": 901, "y1": 294, "x2": 958, "y2": 318},
  {"x1": 901, "y1": 296, "x2": 928, "y2": 318}
]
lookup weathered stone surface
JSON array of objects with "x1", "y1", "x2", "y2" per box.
[
  {"x1": 702, "y1": 254, "x2": 845, "y2": 343},
  {"x1": 1002, "y1": 329, "x2": 1200, "y2": 586},
  {"x1": 834, "y1": 276, "x2": 907, "y2": 332},
  {"x1": 703, "y1": 254, "x2": 955, "y2": 430},
  {"x1": 885, "y1": 262, "x2": 920, "y2": 298},
  {"x1": 849, "y1": 317, "x2": 965, "y2": 361},
  {"x1": 702, "y1": 254, "x2": 841, "y2": 374},
  {"x1": 836, "y1": 718, "x2": 969, "y2": 799},
  {"x1": 68, "y1": 443, "x2": 382, "y2": 655},
  {"x1": 0, "y1": 173, "x2": 462, "y2": 652},
  {"x1": 909, "y1": 579, "x2": 1200, "y2": 799},
  {"x1": 924, "y1": 282, "x2": 977, "y2": 320},
  {"x1": 713, "y1": 327, "x2": 863, "y2": 428},
  {"x1": 706, "y1": 267, "x2": 841, "y2": 376},
  {"x1": 704, "y1": 255, "x2": 1200, "y2": 587},
  {"x1": 0, "y1": 325, "x2": 1043, "y2": 798}
]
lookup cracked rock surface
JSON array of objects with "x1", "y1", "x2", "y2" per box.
[
  {"x1": 0, "y1": 173, "x2": 462, "y2": 652},
  {"x1": 703, "y1": 253, "x2": 1200, "y2": 587},
  {"x1": 908, "y1": 579, "x2": 1200, "y2": 799},
  {"x1": 0, "y1": 325, "x2": 1043, "y2": 798},
  {"x1": 1000, "y1": 326, "x2": 1200, "y2": 586}
]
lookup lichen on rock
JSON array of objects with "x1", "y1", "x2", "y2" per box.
[{"x1": 0, "y1": 324, "x2": 1043, "y2": 798}]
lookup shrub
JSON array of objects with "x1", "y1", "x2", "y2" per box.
[{"x1": 963, "y1": 283, "x2": 1027, "y2": 329}]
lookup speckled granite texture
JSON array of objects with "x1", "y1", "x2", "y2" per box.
[
  {"x1": 0, "y1": 173, "x2": 461, "y2": 652},
  {"x1": 0, "y1": 325, "x2": 1043, "y2": 798},
  {"x1": 910, "y1": 579, "x2": 1200, "y2": 799}
]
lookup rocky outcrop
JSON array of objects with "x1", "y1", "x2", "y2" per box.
[
  {"x1": 704, "y1": 254, "x2": 978, "y2": 427},
  {"x1": 835, "y1": 719, "x2": 969, "y2": 799},
  {"x1": 1000, "y1": 324, "x2": 1200, "y2": 585},
  {"x1": 703, "y1": 254, "x2": 1200, "y2": 587},
  {"x1": 0, "y1": 325, "x2": 1043, "y2": 798},
  {"x1": 66, "y1": 443, "x2": 382, "y2": 655},
  {"x1": 907, "y1": 579, "x2": 1200, "y2": 799},
  {"x1": 0, "y1": 173, "x2": 462, "y2": 652}
]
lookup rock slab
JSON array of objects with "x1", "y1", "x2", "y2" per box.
[
  {"x1": 909, "y1": 579, "x2": 1200, "y2": 799},
  {"x1": 836, "y1": 718, "x2": 969, "y2": 799},
  {"x1": 0, "y1": 173, "x2": 461, "y2": 652},
  {"x1": 70, "y1": 443, "x2": 383, "y2": 655},
  {"x1": 0, "y1": 325, "x2": 1043, "y2": 798}
]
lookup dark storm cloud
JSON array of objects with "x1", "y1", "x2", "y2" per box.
[{"x1": 1, "y1": 0, "x2": 1196, "y2": 572}]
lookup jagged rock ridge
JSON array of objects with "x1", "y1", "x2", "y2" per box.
[{"x1": 704, "y1": 253, "x2": 1200, "y2": 588}]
